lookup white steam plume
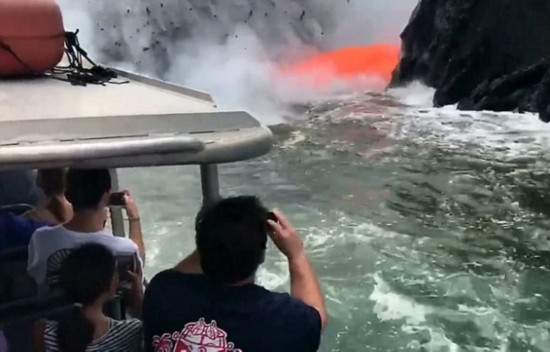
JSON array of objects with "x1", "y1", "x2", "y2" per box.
[{"x1": 57, "y1": 0, "x2": 418, "y2": 123}]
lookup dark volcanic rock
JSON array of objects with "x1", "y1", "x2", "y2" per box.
[
  {"x1": 458, "y1": 59, "x2": 550, "y2": 113},
  {"x1": 391, "y1": 0, "x2": 550, "y2": 120}
]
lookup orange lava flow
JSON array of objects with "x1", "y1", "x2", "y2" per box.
[{"x1": 282, "y1": 44, "x2": 400, "y2": 87}]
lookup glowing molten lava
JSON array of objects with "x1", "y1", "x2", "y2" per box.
[{"x1": 282, "y1": 44, "x2": 400, "y2": 89}]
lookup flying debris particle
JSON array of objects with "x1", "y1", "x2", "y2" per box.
[
  {"x1": 113, "y1": 24, "x2": 117, "y2": 29},
  {"x1": 100, "y1": 27, "x2": 105, "y2": 31},
  {"x1": 265, "y1": 12, "x2": 268, "y2": 17},
  {"x1": 189, "y1": 7, "x2": 193, "y2": 11},
  {"x1": 246, "y1": 10, "x2": 253, "y2": 21},
  {"x1": 146, "y1": 7, "x2": 151, "y2": 15},
  {"x1": 160, "y1": 3, "x2": 164, "y2": 8},
  {"x1": 300, "y1": 10, "x2": 305, "y2": 21},
  {"x1": 143, "y1": 47, "x2": 150, "y2": 52},
  {"x1": 126, "y1": 9, "x2": 130, "y2": 14}
]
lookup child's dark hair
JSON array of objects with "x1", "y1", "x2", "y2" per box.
[
  {"x1": 65, "y1": 169, "x2": 111, "y2": 213},
  {"x1": 56, "y1": 243, "x2": 116, "y2": 352}
]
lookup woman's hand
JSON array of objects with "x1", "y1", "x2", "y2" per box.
[{"x1": 126, "y1": 264, "x2": 144, "y2": 318}]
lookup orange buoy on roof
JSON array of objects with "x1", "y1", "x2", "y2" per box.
[{"x1": 0, "y1": 0, "x2": 64, "y2": 76}]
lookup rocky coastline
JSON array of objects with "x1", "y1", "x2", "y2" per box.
[{"x1": 390, "y1": 0, "x2": 550, "y2": 121}]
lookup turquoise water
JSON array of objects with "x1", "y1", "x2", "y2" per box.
[{"x1": 120, "y1": 93, "x2": 550, "y2": 351}]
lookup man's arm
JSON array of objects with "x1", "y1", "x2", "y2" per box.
[
  {"x1": 123, "y1": 192, "x2": 146, "y2": 263},
  {"x1": 268, "y1": 209, "x2": 327, "y2": 328},
  {"x1": 128, "y1": 217, "x2": 145, "y2": 261},
  {"x1": 288, "y1": 252, "x2": 326, "y2": 327},
  {"x1": 27, "y1": 231, "x2": 40, "y2": 280}
]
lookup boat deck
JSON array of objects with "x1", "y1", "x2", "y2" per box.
[{"x1": 0, "y1": 70, "x2": 273, "y2": 170}]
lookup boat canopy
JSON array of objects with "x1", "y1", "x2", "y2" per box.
[{"x1": 0, "y1": 69, "x2": 273, "y2": 171}]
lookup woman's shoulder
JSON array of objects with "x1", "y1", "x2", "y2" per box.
[
  {"x1": 44, "y1": 320, "x2": 58, "y2": 333},
  {"x1": 111, "y1": 318, "x2": 142, "y2": 335},
  {"x1": 23, "y1": 207, "x2": 56, "y2": 224},
  {"x1": 100, "y1": 319, "x2": 142, "y2": 350},
  {"x1": 23, "y1": 208, "x2": 43, "y2": 222}
]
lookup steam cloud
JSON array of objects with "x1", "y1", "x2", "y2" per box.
[{"x1": 58, "y1": 0, "x2": 417, "y2": 123}]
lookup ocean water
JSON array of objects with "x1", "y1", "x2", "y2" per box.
[{"x1": 119, "y1": 86, "x2": 550, "y2": 351}]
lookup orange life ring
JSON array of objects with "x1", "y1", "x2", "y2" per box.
[{"x1": 0, "y1": 0, "x2": 65, "y2": 77}]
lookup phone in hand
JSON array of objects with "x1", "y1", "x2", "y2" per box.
[
  {"x1": 108, "y1": 192, "x2": 126, "y2": 206},
  {"x1": 267, "y1": 211, "x2": 278, "y2": 223},
  {"x1": 117, "y1": 255, "x2": 136, "y2": 284}
]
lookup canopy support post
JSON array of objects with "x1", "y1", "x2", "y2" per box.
[
  {"x1": 200, "y1": 164, "x2": 220, "y2": 206},
  {"x1": 109, "y1": 168, "x2": 126, "y2": 237}
]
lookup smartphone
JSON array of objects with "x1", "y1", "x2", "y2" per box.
[
  {"x1": 117, "y1": 255, "x2": 136, "y2": 283},
  {"x1": 267, "y1": 211, "x2": 278, "y2": 222},
  {"x1": 108, "y1": 192, "x2": 125, "y2": 206}
]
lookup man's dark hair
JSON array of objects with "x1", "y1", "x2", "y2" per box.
[
  {"x1": 65, "y1": 169, "x2": 111, "y2": 213},
  {"x1": 195, "y1": 196, "x2": 269, "y2": 284}
]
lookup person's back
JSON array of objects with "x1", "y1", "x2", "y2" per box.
[
  {"x1": 28, "y1": 225, "x2": 140, "y2": 288},
  {"x1": 42, "y1": 319, "x2": 141, "y2": 352},
  {"x1": 32, "y1": 243, "x2": 143, "y2": 352},
  {"x1": 143, "y1": 196, "x2": 327, "y2": 352},
  {"x1": 144, "y1": 270, "x2": 321, "y2": 352},
  {"x1": 27, "y1": 168, "x2": 144, "y2": 288}
]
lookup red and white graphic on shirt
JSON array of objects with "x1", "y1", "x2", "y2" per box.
[{"x1": 152, "y1": 318, "x2": 242, "y2": 352}]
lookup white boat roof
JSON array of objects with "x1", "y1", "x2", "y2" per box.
[{"x1": 0, "y1": 69, "x2": 273, "y2": 171}]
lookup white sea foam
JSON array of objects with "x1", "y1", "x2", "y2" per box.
[
  {"x1": 370, "y1": 273, "x2": 431, "y2": 325},
  {"x1": 378, "y1": 82, "x2": 550, "y2": 161}
]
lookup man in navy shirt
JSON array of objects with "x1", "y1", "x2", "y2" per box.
[
  {"x1": 143, "y1": 196, "x2": 327, "y2": 352},
  {"x1": 0, "y1": 212, "x2": 50, "y2": 252}
]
